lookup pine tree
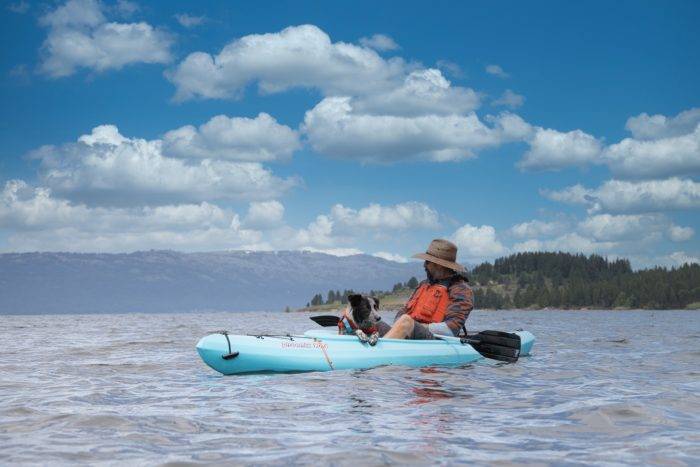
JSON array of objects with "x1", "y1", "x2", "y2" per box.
[
  {"x1": 311, "y1": 294, "x2": 323, "y2": 306},
  {"x1": 474, "y1": 288, "x2": 485, "y2": 308},
  {"x1": 514, "y1": 289, "x2": 525, "y2": 309}
]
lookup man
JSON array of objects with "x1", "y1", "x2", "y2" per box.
[{"x1": 382, "y1": 238, "x2": 474, "y2": 339}]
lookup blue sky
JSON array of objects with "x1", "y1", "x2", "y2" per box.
[{"x1": 1, "y1": 0, "x2": 698, "y2": 268}]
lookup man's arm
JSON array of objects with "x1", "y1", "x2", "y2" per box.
[{"x1": 441, "y1": 281, "x2": 474, "y2": 336}]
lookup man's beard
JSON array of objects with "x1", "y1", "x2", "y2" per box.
[{"x1": 424, "y1": 265, "x2": 436, "y2": 284}]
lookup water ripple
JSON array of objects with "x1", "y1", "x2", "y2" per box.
[{"x1": 1, "y1": 310, "x2": 699, "y2": 465}]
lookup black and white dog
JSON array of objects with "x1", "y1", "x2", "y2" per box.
[{"x1": 342, "y1": 294, "x2": 382, "y2": 346}]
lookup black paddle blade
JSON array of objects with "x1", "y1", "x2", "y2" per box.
[
  {"x1": 464, "y1": 330, "x2": 521, "y2": 363},
  {"x1": 310, "y1": 315, "x2": 341, "y2": 327}
]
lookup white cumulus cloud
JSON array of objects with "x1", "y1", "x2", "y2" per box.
[
  {"x1": 29, "y1": 125, "x2": 298, "y2": 206},
  {"x1": 542, "y1": 178, "x2": 700, "y2": 214},
  {"x1": 485, "y1": 64, "x2": 509, "y2": 78},
  {"x1": 352, "y1": 69, "x2": 481, "y2": 117},
  {"x1": 486, "y1": 112, "x2": 535, "y2": 141},
  {"x1": 359, "y1": 34, "x2": 399, "y2": 51},
  {"x1": 167, "y1": 24, "x2": 407, "y2": 101},
  {"x1": 166, "y1": 23, "x2": 482, "y2": 116},
  {"x1": 243, "y1": 200, "x2": 285, "y2": 229},
  {"x1": 436, "y1": 60, "x2": 464, "y2": 78},
  {"x1": 493, "y1": 89, "x2": 525, "y2": 109},
  {"x1": 330, "y1": 202, "x2": 440, "y2": 231},
  {"x1": 263, "y1": 201, "x2": 442, "y2": 253},
  {"x1": 578, "y1": 214, "x2": 669, "y2": 242},
  {"x1": 604, "y1": 124, "x2": 700, "y2": 179},
  {"x1": 175, "y1": 13, "x2": 206, "y2": 28},
  {"x1": 509, "y1": 213, "x2": 696, "y2": 261},
  {"x1": 0, "y1": 180, "x2": 263, "y2": 252},
  {"x1": 515, "y1": 108, "x2": 700, "y2": 177},
  {"x1": 452, "y1": 224, "x2": 508, "y2": 262},
  {"x1": 510, "y1": 219, "x2": 568, "y2": 239},
  {"x1": 513, "y1": 233, "x2": 617, "y2": 255},
  {"x1": 667, "y1": 225, "x2": 694, "y2": 242},
  {"x1": 509, "y1": 107, "x2": 700, "y2": 177},
  {"x1": 519, "y1": 127, "x2": 603, "y2": 171},
  {"x1": 664, "y1": 251, "x2": 700, "y2": 266},
  {"x1": 625, "y1": 108, "x2": 700, "y2": 140},
  {"x1": 39, "y1": 0, "x2": 172, "y2": 77},
  {"x1": 162, "y1": 113, "x2": 300, "y2": 161},
  {"x1": 303, "y1": 97, "x2": 521, "y2": 163},
  {"x1": 286, "y1": 215, "x2": 336, "y2": 249}
]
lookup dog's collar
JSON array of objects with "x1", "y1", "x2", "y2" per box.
[{"x1": 339, "y1": 315, "x2": 377, "y2": 335}]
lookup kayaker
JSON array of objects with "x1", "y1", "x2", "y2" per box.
[{"x1": 378, "y1": 239, "x2": 473, "y2": 340}]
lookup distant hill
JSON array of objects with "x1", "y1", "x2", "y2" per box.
[
  {"x1": 4, "y1": 250, "x2": 695, "y2": 314},
  {"x1": 0, "y1": 250, "x2": 422, "y2": 314}
]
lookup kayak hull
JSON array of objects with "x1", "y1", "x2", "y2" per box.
[{"x1": 196, "y1": 330, "x2": 535, "y2": 375}]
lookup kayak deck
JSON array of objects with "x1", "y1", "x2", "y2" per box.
[{"x1": 196, "y1": 329, "x2": 535, "y2": 375}]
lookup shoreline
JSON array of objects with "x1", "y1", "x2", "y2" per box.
[
  {"x1": 2, "y1": 306, "x2": 698, "y2": 317},
  {"x1": 291, "y1": 305, "x2": 700, "y2": 313}
]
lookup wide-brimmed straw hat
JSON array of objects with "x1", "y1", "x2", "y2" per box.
[{"x1": 412, "y1": 238, "x2": 466, "y2": 272}]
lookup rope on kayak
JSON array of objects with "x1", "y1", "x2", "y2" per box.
[
  {"x1": 314, "y1": 338, "x2": 334, "y2": 370},
  {"x1": 434, "y1": 336, "x2": 462, "y2": 357},
  {"x1": 246, "y1": 334, "x2": 296, "y2": 341}
]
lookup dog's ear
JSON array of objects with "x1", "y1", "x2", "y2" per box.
[{"x1": 348, "y1": 294, "x2": 363, "y2": 307}]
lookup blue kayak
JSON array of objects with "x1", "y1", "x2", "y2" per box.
[{"x1": 196, "y1": 329, "x2": 535, "y2": 375}]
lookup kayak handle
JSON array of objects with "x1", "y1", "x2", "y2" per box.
[{"x1": 217, "y1": 331, "x2": 240, "y2": 360}]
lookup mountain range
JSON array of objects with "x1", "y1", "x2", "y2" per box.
[{"x1": 0, "y1": 250, "x2": 424, "y2": 314}]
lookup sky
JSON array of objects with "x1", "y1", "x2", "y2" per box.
[{"x1": 0, "y1": 0, "x2": 699, "y2": 268}]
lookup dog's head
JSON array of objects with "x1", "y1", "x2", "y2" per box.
[{"x1": 348, "y1": 294, "x2": 381, "y2": 328}]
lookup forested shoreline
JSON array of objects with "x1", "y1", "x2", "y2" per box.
[
  {"x1": 304, "y1": 252, "x2": 700, "y2": 311},
  {"x1": 472, "y1": 252, "x2": 699, "y2": 309}
]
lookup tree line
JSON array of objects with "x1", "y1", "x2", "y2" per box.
[
  {"x1": 304, "y1": 252, "x2": 699, "y2": 310},
  {"x1": 305, "y1": 277, "x2": 419, "y2": 307},
  {"x1": 471, "y1": 252, "x2": 699, "y2": 309}
]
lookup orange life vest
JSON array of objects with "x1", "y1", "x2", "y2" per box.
[{"x1": 405, "y1": 282, "x2": 451, "y2": 324}]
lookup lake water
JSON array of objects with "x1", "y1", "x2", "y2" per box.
[{"x1": 1, "y1": 310, "x2": 699, "y2": 466}]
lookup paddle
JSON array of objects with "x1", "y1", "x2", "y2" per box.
[
  {"x1": 309, "y1": 315, "x2": 341, "y2": 327},
  {"x1": 458, "y1": 330, "x2": 521, "y2": 363},
  {"x1": 310, "y1": 315, "x2": 521, "y2": 363}
]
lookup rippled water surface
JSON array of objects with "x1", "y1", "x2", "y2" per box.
[{"x1": 1, "y1": 310, "x2": 699, "y2": 466}]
